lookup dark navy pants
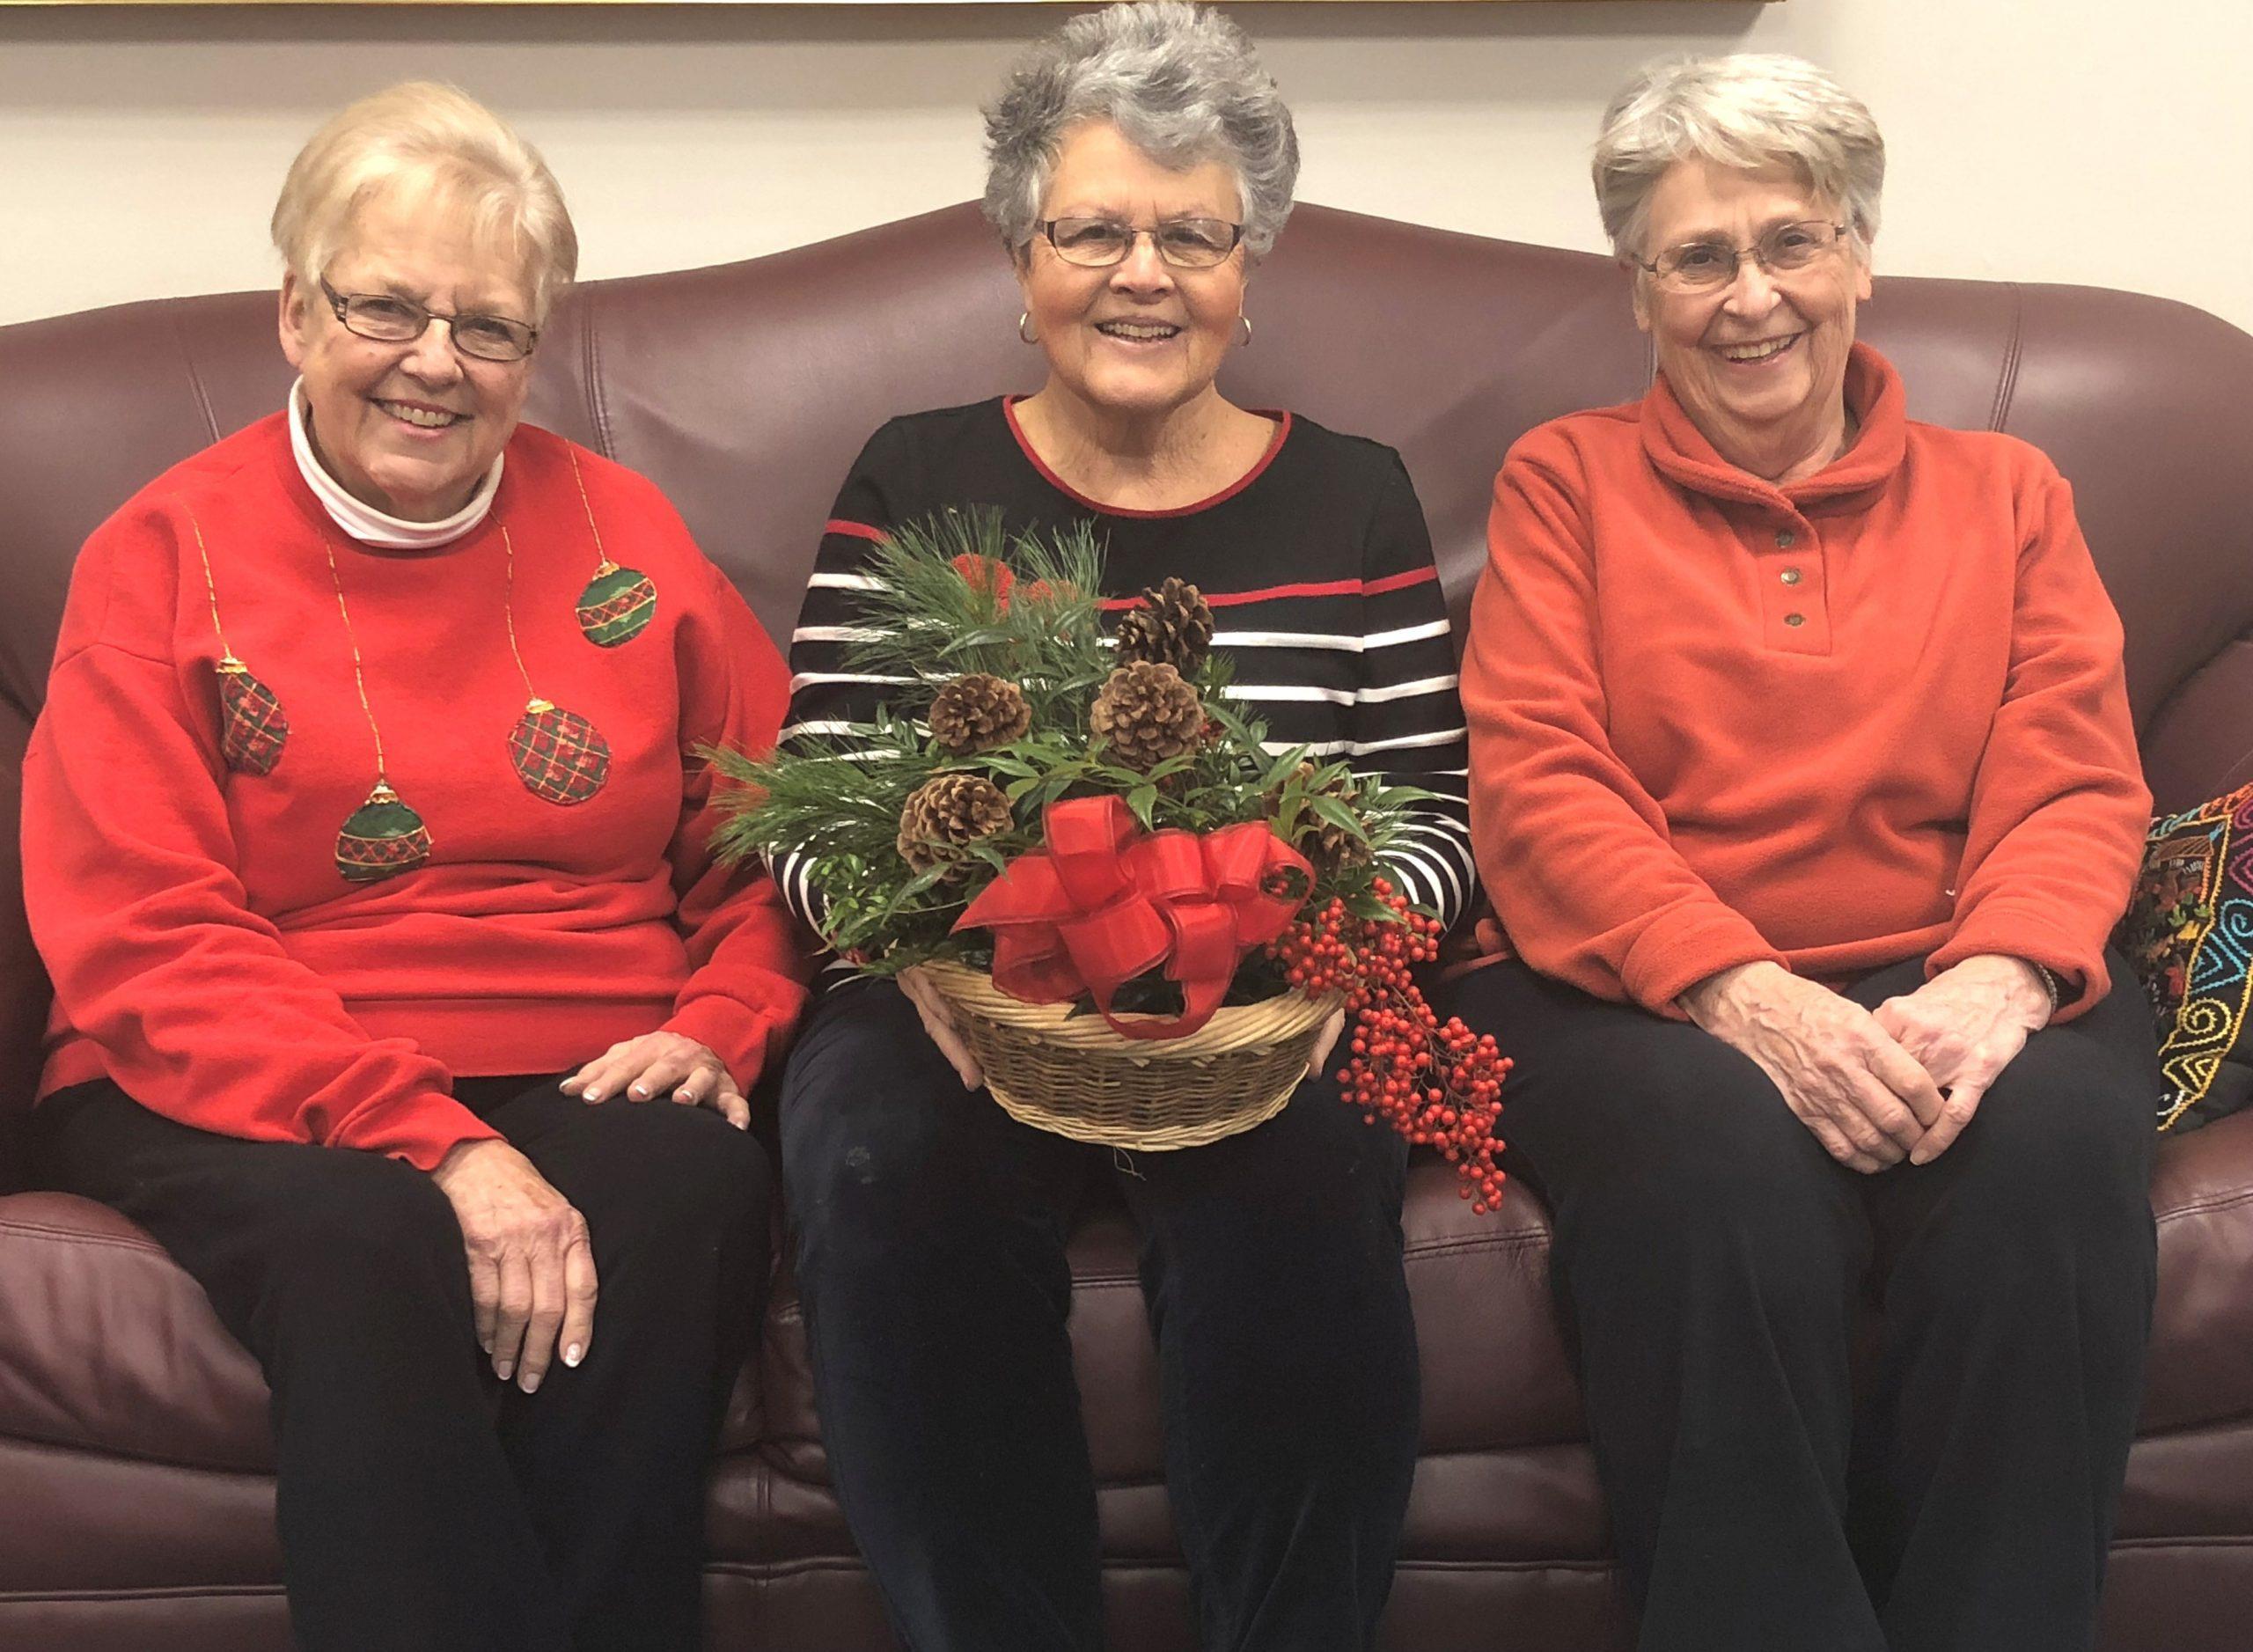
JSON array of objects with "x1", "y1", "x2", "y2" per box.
[
  {"x1": 780, "y1": 977, "x2": 1420, "y2": 1652},
  {"x1": 35, "y1": 1073, "x2": 769, "y2": 1652},
  {"x1": 1445, "y1": 952, "x2": 2161, "y2": 1652}
]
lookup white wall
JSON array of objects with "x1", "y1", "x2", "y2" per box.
[{"x1": 3, "y1": 1, "x2": 2248, "y2": 334}]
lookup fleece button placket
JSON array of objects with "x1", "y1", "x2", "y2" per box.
[{"x1": 1758, "y1": 516, "x2": 1830, "y2": 654}]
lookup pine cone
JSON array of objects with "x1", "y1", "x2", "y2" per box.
[
  {"x1": 929, "y1": 672, "x2": 1031, "y2": 755},
  {"x1": 1113, "y1": 577, "x2": 1215, "y2": 676},
  {"x1": 897, "y1": 774, "x2": 1012, "y2": 873},
  {"x1": 1091, "y1": 662, "x2": 1205, "y2": 770},
  {"x1": 1266, "y1": 761, "x2": 1373, "y2": 876}
]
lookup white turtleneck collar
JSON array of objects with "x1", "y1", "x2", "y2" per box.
[{"x1": 290, "y1": 378, "x2": 503, "y2": 550}]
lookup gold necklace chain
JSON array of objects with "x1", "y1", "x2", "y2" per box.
[
  {"x1": 566, "y1": 444, "x2": 615, "y2": 573},
  {"x1": 318, "y1": 536, "x2": 394, "y2": 783},
  {"x1": 500, "y1": 525, "x2": 546, "y2": 709},
  {"x1": 187, "y1": 512, "x2": 238, "y2": 663}
]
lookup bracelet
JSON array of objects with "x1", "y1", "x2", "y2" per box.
[{"x1": 2030, "y1": 961, "x2": 2066, "y2": 1011}]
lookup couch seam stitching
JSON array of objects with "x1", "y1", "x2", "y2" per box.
[{"x1": 1987, "y1": 283, "x2": 2025, "y2": 431}]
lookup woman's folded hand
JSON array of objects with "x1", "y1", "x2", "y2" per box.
[
  {"x1": 1873, "y1": 954, "x2": 2053, "y2": 1166},
  {"x1": 429, "y1": 1139, "x2": 597, "y2": 1393},
  {"x1": 898, "y1": 966, "x2": 984, "y2": 1090},
  {"x1": 1681, "y1": 961, "x2": 1943, "y2": 1173}
]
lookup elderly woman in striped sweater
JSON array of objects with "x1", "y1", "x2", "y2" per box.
[{"x1": 769, "y1": 7, "x2": 1468, "y2": 1649}]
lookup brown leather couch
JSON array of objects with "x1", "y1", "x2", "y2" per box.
[{"x1": 2, "y1": 202, "x2": 2249, "y2": 1651}]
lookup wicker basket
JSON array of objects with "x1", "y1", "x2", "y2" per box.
[{"x1": 920, "y1": 960, "x2": 1338, "y2": 1149}]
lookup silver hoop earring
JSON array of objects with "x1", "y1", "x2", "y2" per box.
[
  {"x1": 1236, "y1": 314, "x2": 1253, "y2": 348},
  {"x1": 1018, "y1": 311, "x2": 1038, "y2": 345}
]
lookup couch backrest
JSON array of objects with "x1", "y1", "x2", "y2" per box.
[{"x1": 1, "y1": 200, "x2": 2249, "y2": 1125}]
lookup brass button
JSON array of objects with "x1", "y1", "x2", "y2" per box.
[
  {"x1": 1776, "y1": 529, "x2": 1797, "y2": 549},
  {"x1": 1784, "y1": 612, "x2": 1807, "y2": 627},
  {"x1": 1780, "y1": 568, "x2": 1802, "y2": 586}
]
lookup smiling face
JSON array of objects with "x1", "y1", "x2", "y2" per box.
[
  {"x1": 1016, "y1": 120, "x2": 1248, "y2": 424},
  {"x1": 1632, "y1": 158, "x2": 1872, "y2": 480},
  {"x1": 279, "y1": 189, "x2": 537, "y2": 522}
]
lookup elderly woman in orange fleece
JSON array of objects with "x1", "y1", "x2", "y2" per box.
[{"x1": 1451, "y1": 54, "x2": 2161, "y2": 1652}]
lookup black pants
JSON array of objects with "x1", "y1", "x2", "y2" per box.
[
  {"x1": 779, "y1": 978, "x2": 1419, "y2": 1652},
  {"x1": 1443, "y1": 953, "x2": 2161, "y2": 1652},
  {"x1": 33, "y1": 1075, "x2": 771, "y2": 1652}
]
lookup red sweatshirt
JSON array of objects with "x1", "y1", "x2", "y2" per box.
[
  {"x1": 26, "y1": 414, "x2": 810, "y2": 1170},
  {"x1": 1462, "y1": 343, "x2": 2147, "y2": 1020}
]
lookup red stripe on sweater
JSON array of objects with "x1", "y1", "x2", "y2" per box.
[
  {"x1": 825, "y1": 518, "x2": 886, "y2": 543},
  {"x1": 1096, "y1": 566, "x2": 1438, "y2": 611}
]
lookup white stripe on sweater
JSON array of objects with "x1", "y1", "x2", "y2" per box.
[
  {"x1": 1386, "y1": 836, "x2": 1466, "y2": 915},
  {"x1": 1222, "y1": 684, "x2": 1356, "y2": 706},
  {"x1": 1209, "y1": 619, "x2": 1452, "y2": 654},
  {"x1": 787, "y1": 672, "x2": 920, "y2": 694},
  {"x1": 1356, "y1": 673, "x2": 1461, "y2": 705}
]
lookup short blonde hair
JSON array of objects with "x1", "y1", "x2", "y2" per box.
[
  {"x1": 1593, "y1": 54, "x2": 1885, "y2": 263},
  {"x1": 271, "y1": 82, "x2": 578, "y2": 323}
]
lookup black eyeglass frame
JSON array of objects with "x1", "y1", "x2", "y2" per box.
[
  {"x1": 1634, "y1": 220, "x2": 1854, "y2": 290},
  {"x1": 1035, "y1": 217, "x2": 1248, "y2": 270},
  {"x1": 318, "y1": 277, "x2": 541, "y2": 363}
]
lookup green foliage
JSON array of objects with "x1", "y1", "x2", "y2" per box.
[{"x1": 708, "y1": 511, "x2": 1434, "y2": 974}]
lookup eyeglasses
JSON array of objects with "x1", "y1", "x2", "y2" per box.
[
  {"x1": 319, "y1": 277, "x2": 539, "y2": 363},
  {"x1": 1038, "y1": 217, "x2": 1245, "y2": 270},
  {"x1": 1637, "y1": 220, "x2": 1852, "y2": 292}
]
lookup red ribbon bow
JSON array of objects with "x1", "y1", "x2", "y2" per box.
[{"x1": 952, "y1": 796, "x2": 1313, "y2": 1039}]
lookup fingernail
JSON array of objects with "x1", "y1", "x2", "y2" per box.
[
  {"x1": 734, "y1": 1117, "x2": 749, "y2": 1131},
  {"x1": 564, "y1": 1343, "x2": 583, "y2": 1368},
  {"x1": 520, "y1": 1371, "x2": 540, "y2": 1394},
  {"x1": 558, "y1": 1080, "x2": 577, "y2": 1096},
  {"x1": 495, "y1": 1360, "x2": 513, "y2": 1381},
  {"x1": 631, "y1": 1083, "x2": 651, "y2": 1098}
]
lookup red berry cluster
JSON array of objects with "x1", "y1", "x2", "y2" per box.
[{"x1": 1273, "y1": 879, "x2": 1513, "y2": 1215}]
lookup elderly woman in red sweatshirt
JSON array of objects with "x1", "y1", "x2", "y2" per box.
[
  {"x1": 1453, "y1": 54, "x2": 2161, "y2": 1652},
  {"x1": 21, "y1": 84, "x2": 806, "y2": 1651}
]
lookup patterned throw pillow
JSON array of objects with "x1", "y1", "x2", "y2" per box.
[{"x1": 2114, "y1": 780, "x2": 2253, "y2": 1132}]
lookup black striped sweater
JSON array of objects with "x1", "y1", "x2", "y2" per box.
[{"x1": 775, "y1": 397, "x2": 1473, "y2": 945}]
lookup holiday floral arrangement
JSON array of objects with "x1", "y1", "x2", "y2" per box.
[{"x1": 711, "y1": 512, "x2": 1509, "y2": 1212}]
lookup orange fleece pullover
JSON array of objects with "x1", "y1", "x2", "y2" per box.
[{"x1": 1461, "y1": 343, "x2": 2147, "y2": 1020}]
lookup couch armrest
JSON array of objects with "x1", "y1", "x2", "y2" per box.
[{"x1": 2141, "y1": 1109, "x2": 2253, "y2": 1432}]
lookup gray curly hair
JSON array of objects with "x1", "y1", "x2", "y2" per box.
[
  {"x1": 1594, "y1": 54, "x2": 1886, "y2": 264},
  {"x1": 981, "y1": 1, "x2": 1299, "y2": 261}
]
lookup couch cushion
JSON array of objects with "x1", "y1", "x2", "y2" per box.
[
  {"x1": 11, "y1": 1109, "x2": 2246, "y2": 1493},
  {"x1": 2141, "y1": 1110, "x2": 2253, "y2": 1433},
  {"x1": 758, "y1": 1155, "x2": 1586, "y2": 1494},
  {"x1": 0, "y1": 1193, "x2": 270, "y2": 1472}
]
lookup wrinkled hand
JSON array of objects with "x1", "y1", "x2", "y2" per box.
[
  {"x1": 1874, "y1": 954, "x2": 2051, "y2": 1166},
  {"x1": 899, "y1": 966, "x2": 982, "y2": 1090},
  {"x1": 429, "y1": 1139, "x2": 596, "y2": 1393},
  {"x1": 1681, "y1": 961, "x2": 1945, "y2": 1173},
  {"x1": 561, "y1": 1032, "x2": 747, "y2": 1129}
]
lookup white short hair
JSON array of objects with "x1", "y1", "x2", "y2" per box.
[
  {"x1": 271, "y1": 82, "x2": 578, "y2": 323},
  {"x1": 982, "y1": 1, "x2": 1299, "y2": 260},
  {"x1": 1593, "y1": 54, "x2": 1885, "y2": 261}
]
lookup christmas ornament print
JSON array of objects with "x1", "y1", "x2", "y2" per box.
[
  {"x1": 335, "y1": 781, "x2": 433, "y2": 884},
  {"x1": 216, "y1": 657, "x2": 289, "y2": 776},
  {"x1": 575, "y1": 561, "x2": 657, "y2": 648},
  {"x1": 509, "y1": 698, "x2": 612, "y2": 805}
]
